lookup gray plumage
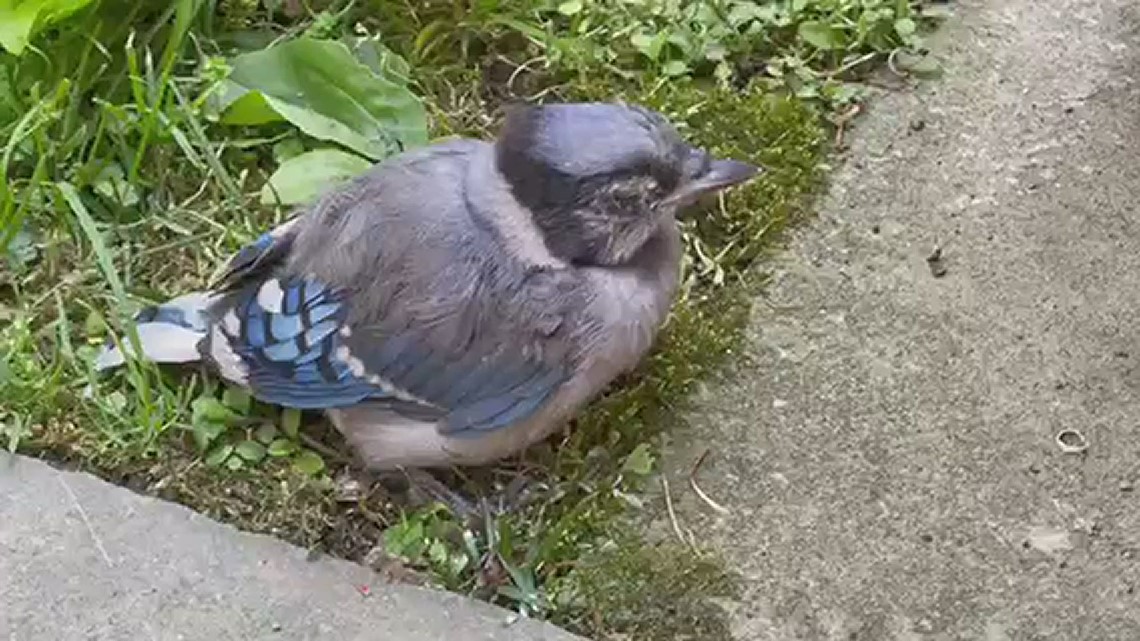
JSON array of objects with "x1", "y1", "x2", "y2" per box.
[{"x1": 94, "y1": 101, "x2": 760, "y2": 470}]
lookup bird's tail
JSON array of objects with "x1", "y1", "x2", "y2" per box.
[{"x1": 93, "y1": 291, "x2": 218, "y2": 372}]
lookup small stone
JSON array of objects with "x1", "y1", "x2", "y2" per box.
[
  {"x1": 1055, "y1": 428, "x2": 1089, "y2": 454},
  {"x1": 1026, "y1": 526, "x2": 1072, "y2": 554},
  {"x1": 920, "y1": 533, "x2": 934, "y2": 543},
  {"x1": 910, "y1": 119, "x2": 927, "y2": 132},
  {"x1": 334, "y1": 472, "x2": 365, "y2": 503},
  {"x1": 363, "y1": 546, "x2": 391, "y2": 568},
  {"x1": 871, "y1": 224, "x2": 881, "y2": 234},
  {"x1": 1120, "y1": 480, "x2": 1134, "y2": 493},
  {"x1": 926, "y1": 247, "x2": 948, "y2": 278}
]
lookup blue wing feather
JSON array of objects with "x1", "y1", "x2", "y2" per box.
[
  {"x1": 211, "y1": 231, "x2": 570, "y2": 432},
  {"x1": 216, "y1": 275, "x2": 385, "y2": 409}
]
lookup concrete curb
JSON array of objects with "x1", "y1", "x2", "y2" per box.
[{"x1": 0, "y1": 453, "x2": 585, "y2": 640}]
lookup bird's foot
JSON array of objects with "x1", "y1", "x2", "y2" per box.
[
  {"x1": 400, "y1": 467, "x2": 481, "y2": 520},
  {"x1": 373, "y1": 467, "x2": 541, "y2": 525}
]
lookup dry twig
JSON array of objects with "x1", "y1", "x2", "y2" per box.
[{"x1": 688, "y1": 448, "x2": 731, "y2": 515}]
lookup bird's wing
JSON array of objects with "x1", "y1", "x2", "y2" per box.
[
  {"x1": 205, "y1": 206, "x2": 576, "y2": 438},
  {"x1": 338, "y1": 263, "x2": 579, "y2": 437}
]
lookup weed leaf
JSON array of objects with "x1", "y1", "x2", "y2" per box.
[
  {"x1": 235, "y1": 440, "x2": 267, "y2": 463},
  {"x1": 260, "y1": 148, "x2": 372, "y2": 206},
  {"x1": 0, "y1": 0, "x2": 96, "y2": 55},
  {"x1": 218, "y1": 38, "x2": 427, "y2": 160},
  {"x1": 797, "y1": 21, "x2": 844, "y2": 50},
  {"x1": 292, "y1": 448, "x2": 325, "y2": 476}
]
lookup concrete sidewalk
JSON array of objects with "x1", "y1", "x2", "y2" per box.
[
  {"x1": 0, "y1": 453, "x2": 582, "y2": 640},
  {"x1": 658, "y1": 0, "x2": 1140, "y2": 639}
]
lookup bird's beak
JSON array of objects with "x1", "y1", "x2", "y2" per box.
[{"x1": 663, "y1": 156, "x2": 763, "y2": 210}]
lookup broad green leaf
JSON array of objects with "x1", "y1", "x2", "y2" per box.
[
  {"x1": 630, "y1": 33, "x2": 656, "y2": 58},
  {"x1": 205, "y1": 443, "x2": 234, "y2": 467},
  {"x1": 267, "y1": 438, "x2": 298, "y2": 457},
  {"x1": 272, "y1": 137, "x2": 306, "y2": 163},
  {"x1": 662, "y1": 60, "x2": 689, "y2": 77},
  {"x1": 292, "y1": 449, "x2": 325, "y2": 476},
  {"x1": 621, "y1": 443, "x2": 655, "y2": 476},
  {"x1": 220, "y1": 38, "x2": 427, "y2": 160},
  {"x1": 5, "y1": 225, "x2": 36, "y2": 270},
  {"x1": 0, "y1": 0, "x2": 96, "y2": 55},
  {"x1": 727, "y1": 3, "x2": 776, "y2": 27},
  {"x1": 385, "y1": 518, "x2": 426, "y2": 558},
  {"x1": 427, "y1": 539, "x2": 449, "y2": 565},
  {"x1": 219, "y1": 91, "x2": 283, "y2": 126},
  {"x1": 191, "y1": 419, "x2": 227, "y2": 451},
  {"x1": 797, "y1": 21, "x2": 844, "y2": 50},
  {"x1": 260, "y1": 148, "x2": 372, "y2": 206},
  {"x1": 704, "y1": 41, "x2": 728, "y2": 62},
  {"x1": 894, "y1": 52, "x2": 944, "y2": 79},
  {"x1": 666, "y1": 31, "x2": 694, "y2": 56},
  {"x1": 281, "y1": 408, "x2": 301, "y2": 439},
  {"x1": 894, "y1": 18, "x2": 917, "y2": 39},
  {"x1": 235, "y1": 440, "x2": 267, "y2": 463},
  {"x1": 91, "y1": 164, "x2": 140, "y2": 208},
  {"x1": 631, "y1": 32, "x2": 670, "y2": 62},
  {"x1": 102, "y1": 391, "x2": 126, "y2": 413},
  {"x1": 254, "y1": 423, "x2": 278, "y2": 445},
  {"x1": 82, "y1": 309, "x2": 104, "y2": 337},
  {"x1": 222, "y1": 387, "x2": 252, "y2": 415},
  {"x1": 557, "y1": 0, "x2": 582, "y2": 16},
  {"x1": 192, "y1": 396, "x2": 240, "y2": 425},
  {"x1": 345, "y1": 36, "x2": 412, "y2": 84}
]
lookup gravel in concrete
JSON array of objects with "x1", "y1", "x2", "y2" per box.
[
  {"x1": 0, "y1": 453, "x2": 582, "y2": 641},
  {"x1": 660, "y1": 1, "x2": 1140, "y2": 639}
]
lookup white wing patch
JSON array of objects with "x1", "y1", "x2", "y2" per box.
[
  {"x1": 93, "y1": 323, "x2": 204, "y2": 371},
  {"x1": 331, "y1": 343, "x2": 437, "y2": 407},
  {"x1": 209, "y1": 325, "x2": 248, "y2": 384},
  {"x1": 256, "y1": 279, "x2": 285, "y2": 313}
]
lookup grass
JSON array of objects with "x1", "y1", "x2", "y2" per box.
[{"x1": 0, "y1": 1, "x2": 947, "y2": 639}]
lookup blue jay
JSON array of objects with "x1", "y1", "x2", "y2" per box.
[{"x1": 94, "y1": 101, "x2": 760, "y2": 472}]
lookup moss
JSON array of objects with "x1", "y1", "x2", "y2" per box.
[{"x1": 558, "y1": 534, "x2": 742, "y2": 640}]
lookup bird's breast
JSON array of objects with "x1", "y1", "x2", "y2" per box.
[{"x1": 580, "y1": 261, "x2": 679, "y2": 379}]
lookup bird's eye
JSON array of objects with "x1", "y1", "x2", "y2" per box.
[
  {"x1": 649, "y1": 160, "x2": 680, "y2": 193},
  {"x1": 683, "y1": 147, "x2": 711, "y2": 179}
]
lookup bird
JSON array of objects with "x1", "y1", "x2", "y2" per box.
[{"x1": 93, "y1": 101, "x2": 761, "y2": 474}]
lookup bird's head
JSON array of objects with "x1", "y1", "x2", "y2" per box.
[{"x1": 495, "y1": 101, "x2": 761, "y2": 266}]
